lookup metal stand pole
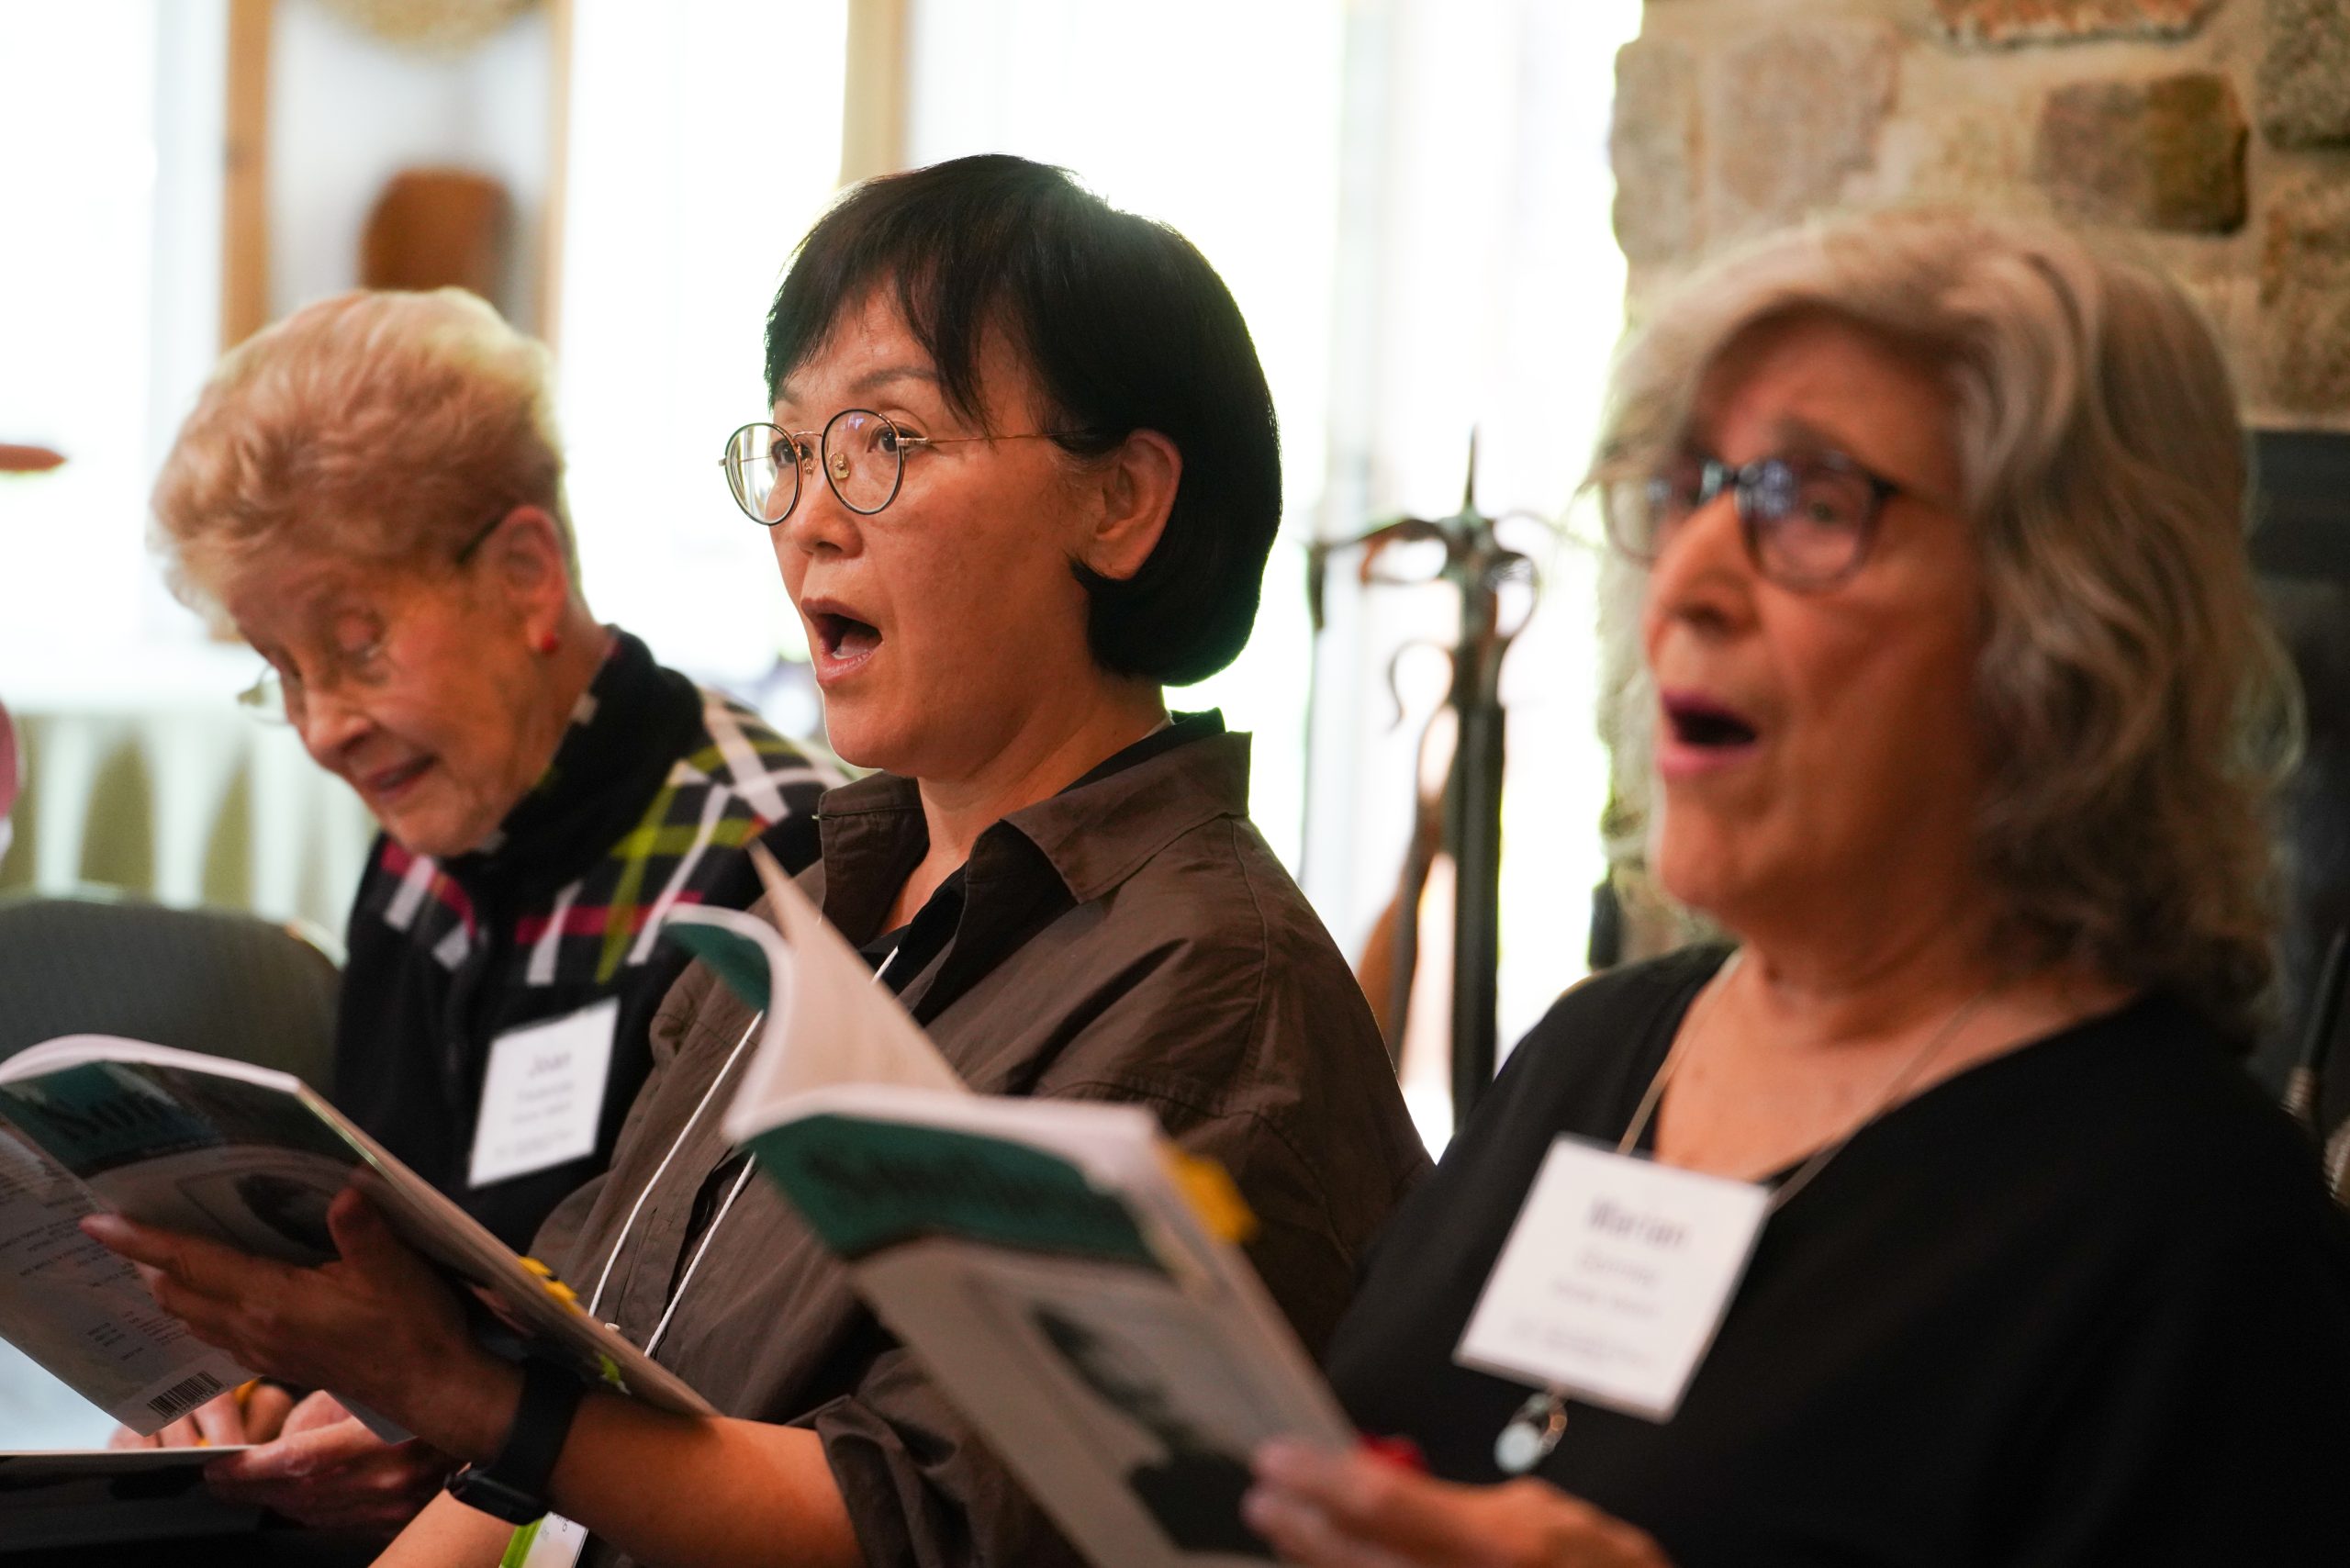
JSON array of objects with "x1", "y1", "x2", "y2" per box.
[
  {"x1": 1446, "y1": 701, "x2": 1505, "y2": 1119},
  {"x1": 1306, "y1": 435, "x2": 1536, "y2": 1130}
]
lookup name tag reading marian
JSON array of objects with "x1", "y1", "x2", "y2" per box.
[
  {"x1": 469, "y1": 999, "x2": 620, "y2": 1189},
  {"x1": 1455, "y1": 1136, "x2": 1771, "y2": 1421}
]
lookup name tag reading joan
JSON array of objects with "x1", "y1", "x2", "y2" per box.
[
  {"x1": 469, "y1": 1000, "x2": 620, "y2": 1189},
  {"x1": 1455, "y1": 1136, "x2": 1772, "y2": 1422}
]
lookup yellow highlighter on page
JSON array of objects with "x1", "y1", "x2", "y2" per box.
[
  {"x1": 520, "y1": 1256, "x2": 630, "y2": 1394},
  {"x1": 1163, "y1": 1148, "x2": 1258, "y2": 1244},
  {"x1": 520, "y1": 1255, "x2": 579, "y2": 1309}
]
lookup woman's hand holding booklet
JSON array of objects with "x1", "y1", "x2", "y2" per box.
[
  {"x1": 667, "y1": 856, "x2": 1363, "y2": 1568},
  {"x1": 0, "y1": 1031, "x2": 710, "y2": 1443},
  {"x1": 15, "y1": 852, "x2": 1377, "y2": 1567}
]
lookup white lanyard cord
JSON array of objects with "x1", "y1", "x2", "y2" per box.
[
  {"x1": 643, "y1": 1154, "x2": 759, "y2": 1355},
  {"x1": 586, "y1": 1010, "x2": 764, "y2": 1320},
  {"x1": 584, "y1": 948, "x2": 901, "y2": 1328}
]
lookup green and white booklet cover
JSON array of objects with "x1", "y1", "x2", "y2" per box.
[
  {"x1": 663, "y1": 854, "x2": 1352, "y2": 1568},
  {"x1": 0, "y1": 1038, "x2": 713, "y2": 1438}
]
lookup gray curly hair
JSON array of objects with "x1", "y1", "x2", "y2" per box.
[{"x1": 1593, "y1": 207, "x2": 2300, "y2": 1044}]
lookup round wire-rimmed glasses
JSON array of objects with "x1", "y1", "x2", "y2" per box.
[
  {"x1": 1606, "y1": 449, "x2": 1912, "y2": 593},
  {"x1": 720, "y1": 409, "x2": 1080, "y2": 526}
]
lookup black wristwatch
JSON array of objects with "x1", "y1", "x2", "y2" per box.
[{"x1": 444, "y1": 1358, "x2": 587, "y2": 1525}]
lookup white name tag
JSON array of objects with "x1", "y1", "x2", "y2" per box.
[
  {"x1": 1455, "y1": 1136, "x2": 1772, "y2": 1421},
  {"x1": 508, "y1": 1513, "x2": 588, "y2": 1568},
  {"x1": 468, "y1": 999, "x2": 620, "y2": 1189}
]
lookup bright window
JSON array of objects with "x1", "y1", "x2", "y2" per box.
[
  {"x1": 0, "y1": 0, "x2": 227, "y2": 690},
  {"x1": 904, "y1": 0, "x2": 1348, "y2": 874},
  {"x1": 906, "y1": 0, "x2": 1641, "y2": 1141},
  {"x1": 554, "y1": 0, "x2": 850, "y2": 730}
]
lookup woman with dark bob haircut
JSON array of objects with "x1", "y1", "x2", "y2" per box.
[{"x1": 91, "y1": 154, "x2": 1427, "y2": 1567}]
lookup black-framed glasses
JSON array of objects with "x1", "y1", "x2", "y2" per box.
[
  {"x1": 237, "y1": 510, "x2": 511, "y2": 724},
  {"x1": 1608, "y1": 450, "x2": 1913, "y2": 592},
  {"x1": 720, "y1": 409, "x2": 1078, "y2": 526}
]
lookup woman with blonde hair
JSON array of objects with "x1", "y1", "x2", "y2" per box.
[
  {"x1": 1248, "y1": 209, "x2": 2350, "y2": 1566},
  {"x1": 129, "y1": 288, "x2": 833, "y2": 1529}
]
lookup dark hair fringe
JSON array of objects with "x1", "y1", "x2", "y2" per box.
[{"x1": 765, "y1": 153, "x2": 1281, "y2": 685}]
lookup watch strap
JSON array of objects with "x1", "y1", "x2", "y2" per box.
[{"x1": 448, "y1": 1358, "x2": 586, "y2": 1523}]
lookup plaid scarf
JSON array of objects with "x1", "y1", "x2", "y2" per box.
[{"x1": 364, "y1": 632, "x2": 835, "y2": 986}]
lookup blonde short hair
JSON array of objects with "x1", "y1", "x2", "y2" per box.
[
  {"x1": 1594, "y1": 208, "x2": 2300, "y2": 1042},
  {"x1": 152, "y1": 288, "x2": 575, "y2": 601}
]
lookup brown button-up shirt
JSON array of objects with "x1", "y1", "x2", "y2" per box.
[{"x1": 532, "y1": 722, "x2": 1431, "y2": 1568}]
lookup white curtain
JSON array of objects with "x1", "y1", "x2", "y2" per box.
[
  {"x1": 554, "y1": 0, "x2": 850, "y2": 724},
  {"x1": 1318, "y1": 0, "x2": 1641, "y2": 1140},
  {"x1": 0, "y1": 2, "x2": 378, "y2": 943},
  {"x1": 904, "y1": 0, "x2": 1350, "y2": 879},
  {"x1": 0, "y1": 0, "x2": 227, "y2": 679},
  {"x1": 906, "y1": 0, "x2": 1641, "y2": 1140}
]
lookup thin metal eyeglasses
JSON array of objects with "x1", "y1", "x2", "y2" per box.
[
  {"x1": 237, "y1": 510, "x2": 511, "y2": 725},
  {"x1": 720, "y1": 409, "x2": 1080, "y2": 526},
  {"x1": 1607, "y1": 449, "x2": 1918, "y2": 592}
]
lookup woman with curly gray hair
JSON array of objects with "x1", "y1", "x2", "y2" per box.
[{"x1": 1248, "y1": 209, "x2": 2350, "y2": 1567}]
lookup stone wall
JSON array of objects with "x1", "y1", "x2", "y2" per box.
[{"x1": 1611, "y1": 0, "x2": 2350, "y2": 429}]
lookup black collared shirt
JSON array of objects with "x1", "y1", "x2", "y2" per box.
[
  {"x1": 850, "y1": 712, "x2": 1222, "y2": 991},
  {"x1": 532, "y1": 715, "x2": 1429, "y2": 1568}
]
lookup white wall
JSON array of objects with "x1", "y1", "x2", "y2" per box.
[
  {"x1": 904, "y1": 0, "x2": 1351, "y2": 876},
  {"x1": 901, "y1": 0, "x2": 1639, "y2": 1135},
  {"x1": 0, "y1": 0, "x2": 211, "y2": 671},
  {"x1": 551, "y1": 0, "x2": 849, "y2": 698},
  {"x1": 268, "y1": 0, "x2": 552, "y2": 328}
]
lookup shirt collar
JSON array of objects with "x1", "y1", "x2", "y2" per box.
[
  {"x1": 812, "y1": 711, "x2": 1246, "y2": 933},
  {"x1": 1002, "y1": 711, "x2": 1242, "y2": 902}
]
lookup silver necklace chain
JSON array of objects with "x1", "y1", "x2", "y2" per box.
[{"x1": 1617, "y1": 951, "x2": 2002, "y2": 1210}]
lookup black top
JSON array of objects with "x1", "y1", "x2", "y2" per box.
[
  {"x1": 1326, "y1": 947, "x2": 2350, "y2": 1567},
  {"x1": 334, "y1": 630, "x2": 831, "y2": 1250}
]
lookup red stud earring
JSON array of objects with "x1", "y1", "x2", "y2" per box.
[{"x1": 535, "y1": 630, "x2": 561, "y2": 655}]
